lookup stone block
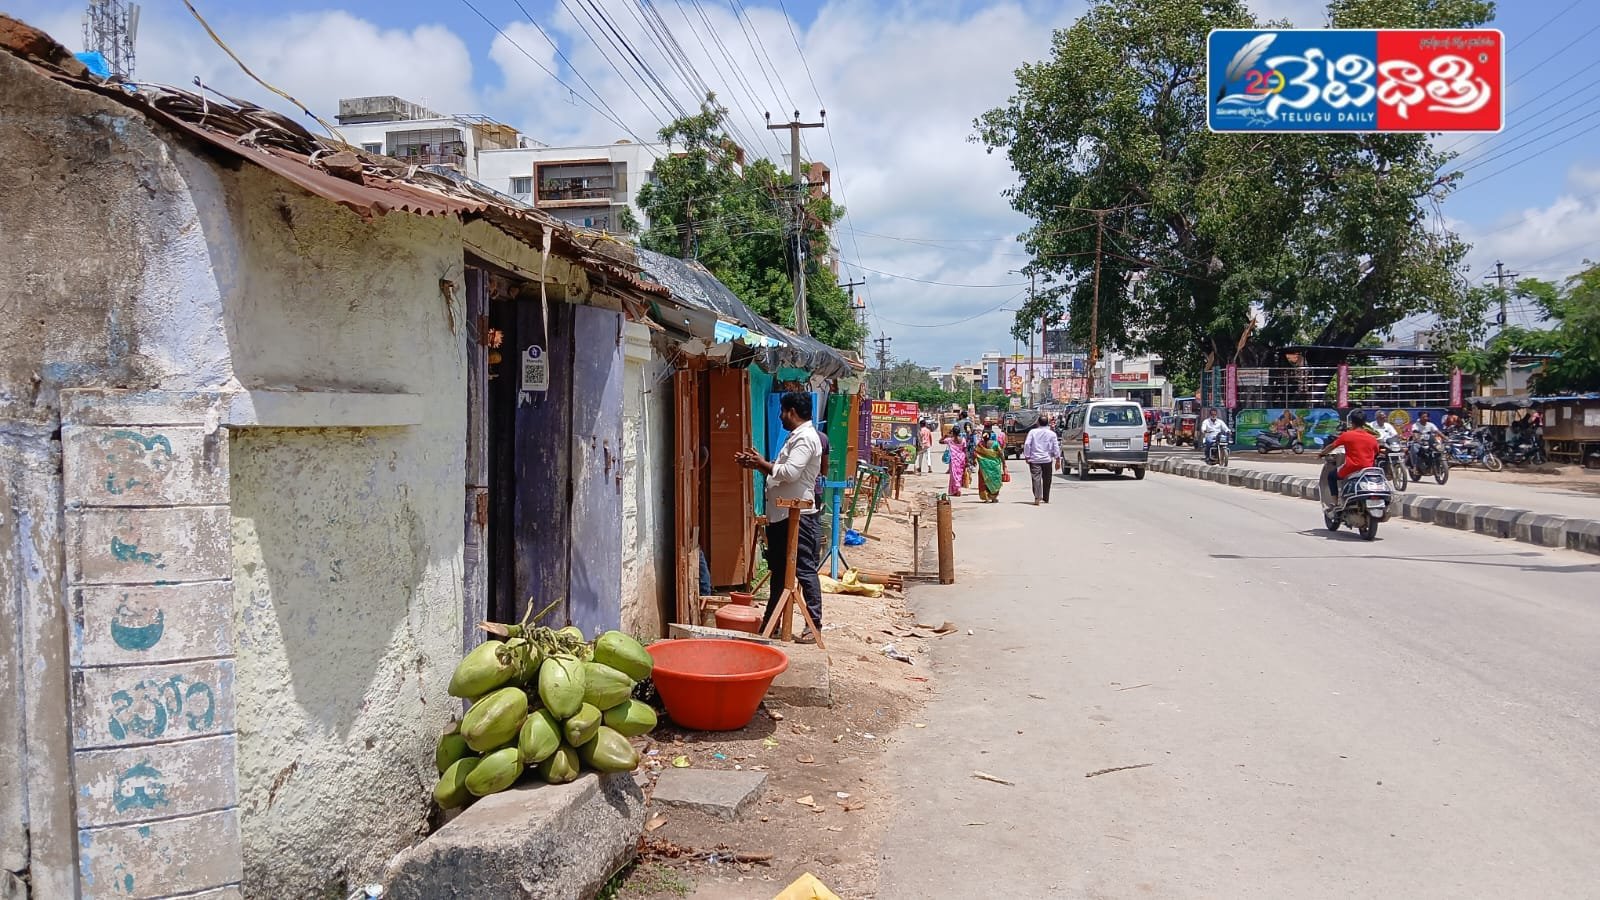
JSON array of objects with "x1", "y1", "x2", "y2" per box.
[
  {"x1": 1516, "y1": 514, "x2": 1569, "y2": 548},
  {"x1": 649, "y1": 768, "x2": 768, "y2": 821},
  {"x1": 383, "y1": 774, "x2": 645, "y2": 900},
  {"x1": 60, "y1": 389, "x2": 226, "y2": 428},
  {"x1": 72, "y1": 582, "x2": 233, "y2": 667},
  {"x1": 1299, "y1": 479, "x2": 1320, "y2": 500},
  {"x1": 67, "y1": 507, "x2": 231, "y2": 585},
  {"x1": 1409, "y1": 496, "x2": 1444, "y2": 523},
  {"x1": 767, "y1": 644, "x2": 830, "y2": 708},
  {"x1": 1226, "y1": 470, "x2": 1247, "y2": 487},
  {"x1": 667, "y1": 623, "x2": 778, "y2": 645},
  {"x1": 73, "y1": 735, "x2": 236, "y2": 827},
  {"x1": 78, "y1": 808, "x2": 241, "y2": 900},
  {"x1": 71, "y1": 659, "x2": 235, "y2": 750},
  {"x1": 1564, "y1": 519, "x2": 1600, "y2": 556},
  {"x1": 1477, "y1": 507, "x2": 1529, "y2": 540},
  {"x1": 1434, "y1": 501, "x2": 1471, "y2": 529},
  {"x1": 63, "y1": 425, "x2": 228, "y2": 508},
  {"x1": 1244, "y1": 472, "x2": 1265, "y2": 490},
  {"x1": 1279, "y1": 478, "x2": 1300, "y2": 497}
]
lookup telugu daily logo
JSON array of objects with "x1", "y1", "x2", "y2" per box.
[{"x1": 1207, "y1": 29, "x2": 1504, "y2": 133}]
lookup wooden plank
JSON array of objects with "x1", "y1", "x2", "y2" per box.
[
  {"x1": 671, "y1": 369, "x2": 700, "y2": 624},
  {"x1": 705, "y1": 368, "x2": 753, "y2": 587},
  {"x1": 568, "y1": 305, "x2": 625, "y2": 636},
  {"x1": 463, "y1": 267, "x2": 490, "y2": 647},
  {"x1": 514, "y1": 298, "x2": 573, "y2": 627}
]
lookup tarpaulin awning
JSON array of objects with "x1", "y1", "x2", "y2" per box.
[{"x1": 1468, "y1": 393, "x2": 1600, "y2": 410}]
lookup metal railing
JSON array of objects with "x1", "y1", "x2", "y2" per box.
[{"x1": 1203, "y1": 364, "x2": 1461, "y2": 410}]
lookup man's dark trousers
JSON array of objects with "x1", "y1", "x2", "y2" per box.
[
  {"x1": 1029, "y1": 462, "x2": 1053, "y2": 503},
  {"x1": 760, "y1": 513, "x2": 823, "y2": 632}
]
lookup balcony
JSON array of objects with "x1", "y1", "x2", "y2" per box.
[
  {"x1": 394, "y1": 150, "x2": 467, "y2": 169},
  {"x1": 537, "y1": 179, "x2": 617, "y2": 206}
]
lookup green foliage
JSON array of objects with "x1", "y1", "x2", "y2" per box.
[
  {"x1": 636, "y1": 95, "x2": 864, "y2": 352},
  {"x1": 1450, "y1": 265, "x2": 1600, "y2": 393},
  {"x1": 976, "y1": 0, "x2": 1494, "y2": 383}
]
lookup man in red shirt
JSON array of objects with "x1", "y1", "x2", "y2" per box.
[{"x1": 1319, "y1": 410, "x2": 1380, "y2": 497}]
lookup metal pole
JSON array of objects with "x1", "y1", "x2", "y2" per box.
[{"x1": 767, "y1": 112, "x2": 826, "y2": 335}]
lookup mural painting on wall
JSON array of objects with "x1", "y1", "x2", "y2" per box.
[{"x1": 1231, "y1": 408, "x2": 1449, "y2": 449}]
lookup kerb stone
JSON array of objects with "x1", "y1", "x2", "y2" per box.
[
  {"x1": 1565, "y1": 519, "x2": 1600, "y2": 555},
  {"x1": 767, "y1": 644, "x2": 830, "y2": 707},
  {"x1": 383, "y1": 774, "x2": 644, "y2": 900},
  {"x1": 650, "y1": 768, "x2": 768, "y2": 821}
]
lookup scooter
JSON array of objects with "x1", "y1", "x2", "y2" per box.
[
  {"x1": 1255, "y1": 426, "x2": 1304, "y2": 455},
  {"x1": 1321, "y1": 449, "x2": 1393, "y2": 541}
]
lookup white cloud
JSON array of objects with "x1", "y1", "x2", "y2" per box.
[{"x1": 1456, "y1": 166, "x2": 1600, "y2": 283}]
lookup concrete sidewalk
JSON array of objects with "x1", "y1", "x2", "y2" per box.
[
  {"x1": 1149, "y1": 454, "x2": 1600, "y2": 556},
  {"x1": 1176, "y1": 449, "x2": 1600, "y2": 520}
]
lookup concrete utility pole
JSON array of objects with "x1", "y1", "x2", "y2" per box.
[
  {"x1": 1483, "y1": 260, "x2": 1520, "y2": 337},
  {"x1": 1027, "y1": 271, "x2": 1036, "y2": 406},
  {"x1": 841, "y1": 278, "x2": 867, "y2": 354},
  {"x1": 767, "y1": 110, "x2": 826, "y2": 335},
  {"x1": 871, "y1": 334, "x2": 893, "y2": 398},
  {"x1": 1085, "y1": 209, "x2": 1106, "y2": 400}
]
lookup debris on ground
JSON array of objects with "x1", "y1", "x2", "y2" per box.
[{"x1": 971, "y1": 771, "x2": 1015, "y2": 786}]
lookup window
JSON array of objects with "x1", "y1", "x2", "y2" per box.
[
  {"x1": 1089, "y1": 404, "x2": 1143, "y2": 427},
  {"x1": 361, "y1": 142, "x2": 382, "y2": 154},
  {"x1": 510, "y1": 176, "x2": 532, "y2": 195}
]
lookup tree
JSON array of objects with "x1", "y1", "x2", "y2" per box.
[
  {"x1": 976, "y1": 0, "x2": 1493, "y2": 381},
  {"x1": 1450, "y1": 265, "x2": 1600, "y2": 393},
  {"x1": 636, "y1": 95, "x2": 865, "y2": 352}
]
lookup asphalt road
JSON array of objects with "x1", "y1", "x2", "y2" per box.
[{"x1": 880, "y1": 469, "x2": 1600, "y2": 899}]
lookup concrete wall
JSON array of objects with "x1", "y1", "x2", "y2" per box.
[
  {"x1": 215, "y1": 166, "x2": 467, "y2": 896},
  {"x1": 619, "y1": 324, "x2": 673, "y2": 639}
]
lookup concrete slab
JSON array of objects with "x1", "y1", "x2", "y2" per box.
[
  {"x1": 383, "y1": 773, "x2": 644, "y2": 900},
  {"x1": 649, "y1": 768, "x2": 768, "y2": 821},
  {"x1": 1565, "y1": 519, "x2": 1600, "y2": 555},
  {"x1": 1479, "y1": 507, "x2": 1531, "y2": 540},
  {"x1": 768, "y1": 645, "x2": 831, "y2": 708},
  {"x1": 1517, "y1": 514, "x2": 1570, "y2": 548}
]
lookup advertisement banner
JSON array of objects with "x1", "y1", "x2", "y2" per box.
[
  {"x1": 869, "y1": 400, "x2": 920, "y2": 451},
  {"x1": 1232, "y1": 407, "x2": 1448, "y2": 450},
  {"x1": 1450, "y1": 368, "x2": 1464, "y2": 408},
  {"x1": 1224, "y1": 364, "x2": 1239, "y2": 409},
  {"x1": 1336, "y1": 364, "x2": 1350, "y2": 408},
  {"x1": 1207, "y1": 29, "x2": 1504, "y2": 133}
]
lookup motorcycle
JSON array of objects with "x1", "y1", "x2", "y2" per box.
[
  {"x1": 1378, "y1": 437, "x2": 1408, "y2": 491},
  {"x1": 1445, "y1": 427, "x2": 1503, "y2": 472},
  {"x1": 1255, "y1": 426, "x2": 1305, "y2": 455},
  {"x1": 1408, "y1": 435, "x2": 1450, "y2": 485},
  {"x1": 1497, "y1": 429, "x2": 1546, "y2": 467},
  {"x1": 1321, "y1": 449, "x2": 1393, "y2": 541},
  {"x1": 1202, "y1": 432, "x2": 1230, "y2": 466}
]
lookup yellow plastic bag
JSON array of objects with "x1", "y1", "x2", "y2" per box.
[
  {"x1": 773, "y1": 872, "x2": 842, "y2": 900},
  {"x1": 818, "y1": 569, "x2": 885, "y2": 598}
]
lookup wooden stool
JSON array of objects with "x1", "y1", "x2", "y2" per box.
[{"x1": 759, "y1": 499, "x2": 825, "y2": 648}]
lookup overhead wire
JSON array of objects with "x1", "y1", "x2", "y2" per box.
[
  {"x1": 668, "y1": 0, "x2": 778, "y2": 160},
  {"x1": 569, "y1": 0, "x2": 685, "y2": 121},
  {"x1": 871, "y1": 289, "x2": 1029, "y2": 329},
  {"x1": 686, "y1": 0, "x2": 788, "y2": 157}
]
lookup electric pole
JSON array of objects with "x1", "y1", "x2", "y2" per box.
[
  {"x1": 1483, "y1": 260, "x2": 1520, "y2": 338},
  {"x1": 871, "y1": 334, "x2": 893, "y2": 398},
  {"x1": 767, "y1": 110, "x2": 826, "y2": 335},
  {"x1": 841, "y1": 278, "x2": 867, "y2": 355},
  {"x1": 1085, "y1": 210, "x2": 1105, "y2": 400},
  {"x1": 1026, "y1": 271, "x2": 1036, "y2": 406}
]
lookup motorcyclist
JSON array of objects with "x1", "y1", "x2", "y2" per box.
[
  {"x1": 1372, "y1": 412, "x2": 1398, "y2": 443},
  {"x1": 1319, "y1": 409, "x2": 1380, "y2": 498},
  {"x1": 1200, "y1": 408, "x2": 1231, "y2": 462},
  {"x1": 1409, "y1": 411, "x2": 1443, "y2": 472}
]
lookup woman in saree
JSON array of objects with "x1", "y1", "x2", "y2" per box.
[
  {"x1": 943, "y1": 426, "x2": 967, "y2": 496},
  {"x1": 973, "y1": 433, "x2": 1006, "y2": 503}
]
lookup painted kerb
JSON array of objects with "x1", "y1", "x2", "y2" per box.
[{"x1": 1150, "y1": 456, "x2": 1597, "y2": 555}]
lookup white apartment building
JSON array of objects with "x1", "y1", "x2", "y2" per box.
[
  {"x1": 335, "y1": 95, "x2": 531, "y2": 177},
  {"x1": 479, "y1": 141, "x2": 668, "y2": 234}
]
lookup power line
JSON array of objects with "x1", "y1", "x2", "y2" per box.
[
  {"x1": 568, "y1": 0, "x2": 684, "y2": 121},
  {"x1": 686, "y1": 0, "x2": 787, "y2": 157},
  {"x1": 1510, "y1": 0, "x2": 1586, "y2": 50},
  {"x1": 668, "y1": 0, "x2": 777, "y2": 159},
  {"x1": 1453, "y1": 117, "x2": 1600, "y2": 194},
  {"x1": 1437, "y1": 62, "x2": 1600, "y2": 161},
  {"x1": 1507, "y1": 20, "x2": 1600, "y2": 89},
  {"x1": 870, "y1": 290, "x2": 1028, "y2": 328}
]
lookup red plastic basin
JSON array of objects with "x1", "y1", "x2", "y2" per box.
[{"x1": 647, "y1": 639, "x2": 789, "y2": 731}]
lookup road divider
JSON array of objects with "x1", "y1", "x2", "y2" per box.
[{"x1": 1149, "y1": 456, "x2": 1600, "y2": 556}]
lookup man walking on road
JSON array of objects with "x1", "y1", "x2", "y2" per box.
[
  {"x1": 735, "y1": 392, "x2": 825, "y2": 643},
  {"x1": 916, "y1": 420, "x2": 935, "y2": 474},
  {"x1": 1023, "y1": 415, "x2": 1061, "y2": 505}
]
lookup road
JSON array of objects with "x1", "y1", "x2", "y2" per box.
[
  {"x1": 1153, "y1": 445, "x2": 1600, "y2": 520},
  {"x1": 880, "y1": 468, "x2": 1600, "y2": 899}
]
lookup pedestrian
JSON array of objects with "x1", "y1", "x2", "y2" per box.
[
  {"x1": 942, "y1": 425, "x2": 967, "y2": 496},
  {"x1": 735, "y1": 392, "x2": 824, "y2": 644},
  {"x1": 917, "y1": 420, "x2": 935, "y2": 474},
  {"x1": 973, "y1": 433, "x2": 1006, "y2": 503},
  {"x1": 1023, "y1": 414, "x2": 1061, "y2": 505}
]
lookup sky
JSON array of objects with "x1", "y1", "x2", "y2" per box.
[{"x1": 12, "y1": 0, "x2": 1600, "y2": 367}]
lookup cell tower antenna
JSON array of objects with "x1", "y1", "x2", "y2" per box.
[{"x1": 83, "y1": 0, "x2": 140, "y2": 80}]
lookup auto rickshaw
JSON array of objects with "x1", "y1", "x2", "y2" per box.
[{"x1": 1171, "y1": 413, "x2": 1198, "y2": 446}]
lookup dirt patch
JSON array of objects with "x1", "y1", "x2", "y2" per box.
[{"x1": 618, "y1": 493, "x2": 949, "y2": 899}]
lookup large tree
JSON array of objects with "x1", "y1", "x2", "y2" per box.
[
  {"x1": 976, "y1": 0, "x2": 1493, "y2": 376},
  {"x1": 636, "y1": 95, "x2": 865, "y2": 352}
]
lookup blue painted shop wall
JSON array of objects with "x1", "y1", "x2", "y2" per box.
[{"x1": 568, "y1": 304, "x2": 625, "y2": 636}]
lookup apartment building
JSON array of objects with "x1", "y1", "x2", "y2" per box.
[
  {"x1": 335, "y1": 95, "x2": 531, "y2": 177},
  {"x1": 479, "y1": 141, "x2": 668, "y2": 234}
]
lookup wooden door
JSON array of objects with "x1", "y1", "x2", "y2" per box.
[
  {"x1": 705, "y1": 368, "x2": 753, "y2": 587},
  {"x1": 463, "y1": 267, "x2": 489, "y2": 649},
  {"x1": 672, "y1": 369, "x2": 702, "y2": 624},
  {"x1": 567, "y1": 304, "x2": 624, "y2": 636}
]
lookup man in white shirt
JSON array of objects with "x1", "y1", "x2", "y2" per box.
[
  {"x1": 1372, "y1": 411, "x2": 1399, "y2": 443},
  {"x1": 1022, "y1": 416, "x2": 1061, "y2": 505},
  {"x1": 1408, "y1": 411, "x2": 1443, "y2": 472},
  {"x1": 1200, "y1": 409, "x2": 1231, "y2": 460},
  {"x1": 736, "y1": 392, "x2": 824, "y2": 642}
]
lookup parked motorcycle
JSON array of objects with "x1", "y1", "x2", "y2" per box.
[
  {"x1": 1497, "y1": 430, "x2": 1546, "y2": 467},
  {"x1": 1445, "y1": 427, "x2": 1503, "y2": 472},
  {"x1": 1321, "y1": 450, "x2": 1393, "y2": 541},
  {"x1": 1255, "y1": 426, "x2": 1305, "y2": 455},
  {"x1": 1378, "y1": 437, "x2": 1408, "y2": 491},
  {"x1": 1409, "y1": 435, "x2": 1450, "y2": 485}
]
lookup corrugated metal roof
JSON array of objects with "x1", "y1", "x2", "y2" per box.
[
  {"x1": 0, "y1": 15, "x2": 667, "y2": 301},
  {"x1": 633, "y1": 248, "x2": 856, "y2": 378}
]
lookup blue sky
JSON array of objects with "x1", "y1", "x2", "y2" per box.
[{"x1": 12, "y1": 0, "x2": 1599, "y2": 365}]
